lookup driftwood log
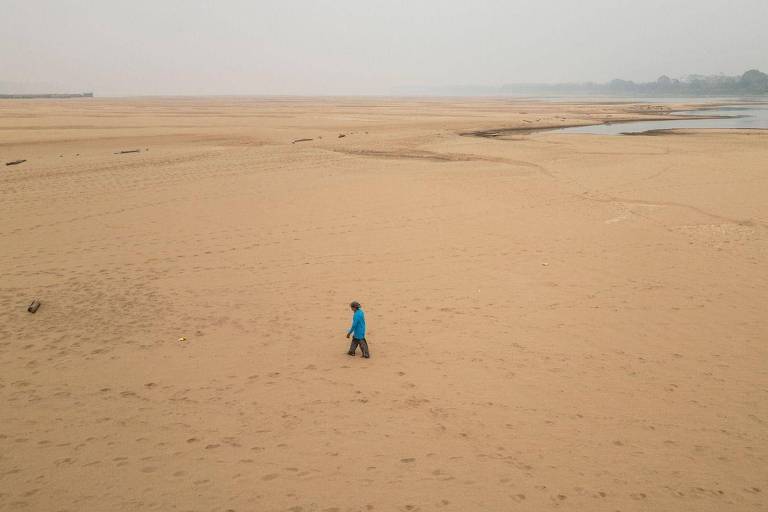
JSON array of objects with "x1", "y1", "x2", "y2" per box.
[
  {"x1": 114, "y1": 149, "x2": 141, "y2": 154},
  {"x1": 292, "y1": 138, "x2": 313, "y2": 144},
  {"x1": 27, "y1": 299, "x2": 41, "y2": 313},
  {"x1": 6, "y1": 159, "x2": 26, "y2": 166}
]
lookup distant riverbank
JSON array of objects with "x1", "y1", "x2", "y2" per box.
[{"x1": 0, "y1": 92, "x2": 93, "y2": 99}]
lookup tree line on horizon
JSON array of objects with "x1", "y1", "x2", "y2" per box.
[{"x1": 501, "y1": 69, "x2": 768, "y2": 96}]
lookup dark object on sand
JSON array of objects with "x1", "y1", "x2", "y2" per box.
[
  {"x1": 6, "y1": 159, "x2": 26, "y2": 166},
  {"x1": 114, "y1": 149, "x2": 141, "y2": 154},
  {"x1": 338, "y1": 134, "x2": 346, "y2": 138},
  {"x1": 27, "y1": 299, "x2": 41, "y2": 313},
  {"x1": 292, "y1": 138, "x2": 313, "y2": 144}
]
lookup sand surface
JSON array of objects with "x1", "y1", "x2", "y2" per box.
[{"x1": 1, "y1": 97, "x2": 766, "y2": 511}]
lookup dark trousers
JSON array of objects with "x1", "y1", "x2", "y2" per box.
[{"x1": 348, "y1": 337, "x2": 370, "y2": 358}]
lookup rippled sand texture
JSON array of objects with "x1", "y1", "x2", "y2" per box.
[{"x1": 1, "y1": 98, "x2": 766, "y2": 511}]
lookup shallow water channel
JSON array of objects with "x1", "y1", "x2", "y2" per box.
[{"x1": 548, "y1": 104, "x2": 768, "y2": 135}]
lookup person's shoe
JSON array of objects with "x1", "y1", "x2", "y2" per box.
[
  {"x1": 347, "y1": 351, "x2": 356, "y2": 356},
  {"x1": 362, "y1": 355, "x2": 370, "y2": 358}
]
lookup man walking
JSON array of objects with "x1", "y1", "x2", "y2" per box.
[{"x1": 346, "y1": 301, "x2": 370, "y2": 358}]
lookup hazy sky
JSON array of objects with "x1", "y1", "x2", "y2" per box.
[{"x1": 2, "y1": 0, "x2": 767, "y2": 95}]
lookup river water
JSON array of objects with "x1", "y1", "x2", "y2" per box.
[{"x1": 547, "y1": 104, "x2": 768, "y2": 135}]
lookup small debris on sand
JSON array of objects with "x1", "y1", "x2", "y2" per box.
[
  {"x1": 292, "y1": 138, "x2": 313, "y2": 144},
  {"x1": 27, "y1": 299, "x2": 41, "y2": 313},
  {"x1": 6, "y1": 159, "x2": 26, "y2": 166},
  {"x1": 114, "y1": 149, "x2": 141, "y2": 154},
  {"x1": 338, "y1": 134, "x2": 346, "y2": 138}
]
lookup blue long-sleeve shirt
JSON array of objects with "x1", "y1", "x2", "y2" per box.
[{"x1": 348, "y1": 308, "x2": 366, "y2": 339}]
